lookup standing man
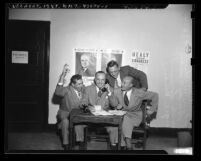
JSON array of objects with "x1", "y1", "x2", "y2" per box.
[
  {"x1": 109, "y1": 76, "x2": 158, "y2": 150},
  {"x1": 54, "y1": 64, "x2": 86, "y2": 150},
  {"x1": 106, "y1": 60, "x2": 148, "y2": 91},
  {"x1": 78, "y1": 53, "x2": 92, "y2": 77},
  {"x1": 82, "y1": 71, "x2": 117, "y2": 149}
]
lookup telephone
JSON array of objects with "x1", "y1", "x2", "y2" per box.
[
  {"x1": 82, "y1": 104, "x2": 90, "y2": 113},
  {"x1": 101, "y1": 79, "x2": 110, "y2": 92}
]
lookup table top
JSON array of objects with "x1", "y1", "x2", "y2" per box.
[{"x1": 70, "y1": 108, "x2": 123, "y2": 125}]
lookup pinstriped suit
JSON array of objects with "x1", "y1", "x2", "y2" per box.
[
  {"x1": 106, "y1": 65, "x2": 148, "y2": 89},
  {"x1": 54, "y1": 85, "x2": 86, "y2": 145}
]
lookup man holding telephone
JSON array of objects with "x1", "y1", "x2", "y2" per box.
[{"x1": 81, "y1": 71, "x2": 118, "y2": 149}]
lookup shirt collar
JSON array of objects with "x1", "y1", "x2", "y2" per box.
[
  {"x1": 124, "y1": 88, "x2": 132, "y2": 95},
  {"x1": 73, "y1": 88, "x2": 80, "y2": 97},
  {"x1": 96, "y1": 86, "x2": 100, "y2": 92}
]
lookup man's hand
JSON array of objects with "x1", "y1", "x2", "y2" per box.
[
  {"x1": 58, "y1": 64, "x2": 70, "y2": 85},
  {"x1": 141, "y1": 87, "x2": 147, "y2": 91},
  {"x1": 116, "y1": 104, "x2": 123, "y2": 110},
  {"x1": 105, "y1": 83, "x2": 112, "y2": 95},
  {"x1": 62, "y1": 64, "x2": 70, "y2": 76}
]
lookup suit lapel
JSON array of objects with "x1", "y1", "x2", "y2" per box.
[
  {"x1": 117, "y1": 89, "x2": 125, "y2": 107},
  {"x1": 128, "y1": 88, "x2": 135, "y2": 108},
  {"x1": 89, "y1": 84, "x2": 98, "y2": 105},
  {"x1": 128, "y1": 88, "x2": 142, "y2": 110},
  {"x1": 69, "y1": 86, "x2": 80, "y2": 103}
]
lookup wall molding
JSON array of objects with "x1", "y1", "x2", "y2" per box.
[{"x1": 45, "y1": 124, "x2": 192, "y2": 137}]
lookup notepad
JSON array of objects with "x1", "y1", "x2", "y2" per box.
[{"x1": 91, "y1": 110, "x2": 113, "y2": 116}]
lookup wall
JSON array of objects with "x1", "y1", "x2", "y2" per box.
[{"x1": 9, "y1": 4, "x2": 192, "y2": 128}]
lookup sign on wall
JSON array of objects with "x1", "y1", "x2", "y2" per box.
[
  {"x1": 12, "y1": 51, "x2": 28, "y2": 64},
  {"x1": 131, "y1": 51, "x2": 150, "y2": 74}
]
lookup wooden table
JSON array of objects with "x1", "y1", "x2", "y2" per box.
[{"x1": 69, "y1": 109, "x2": 123, "y2": 150}]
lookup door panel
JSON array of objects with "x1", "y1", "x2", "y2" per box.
[{"x1": 6, "y1": 20, "x2": 50, "y2": 132}]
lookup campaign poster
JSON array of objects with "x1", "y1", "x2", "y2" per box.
[
  {"x1": 131, "y1": 51, "x2": 150, "y2": 74},
  {"x1": 100, "y1": 49, "x2": 123, "y2": 73}
]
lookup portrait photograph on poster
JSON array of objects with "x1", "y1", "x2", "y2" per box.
[
  {"x1": 100, "y1": 49, "x2": 123, "y2": 73},
  {"x1": 75, "y1": 48, "x2": 97, "y2": 77}
]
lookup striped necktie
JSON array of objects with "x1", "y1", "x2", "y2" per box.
[
  {"x1": 98, "y1": 89, "x2": 102, "y2": 97},
  {"x1": 124, "y1": 92, "x2": 129, "y2": 106},
  {"x1": 78, "y1": 92, "x2": 81, "y2": 99}
]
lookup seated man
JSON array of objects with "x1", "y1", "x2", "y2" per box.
[
  {"x1": 54, "y1": 64, "x2": 86, "y2": 150},
  {"x1": 81, "y1": 71, "x2": 117, "y2": 149},
  {"x1": 109, "y1": 76, "x2": 159, "y2": 150}
]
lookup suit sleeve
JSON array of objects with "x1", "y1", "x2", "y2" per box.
[
  {"x1": 108, "y1": 94, "x2": 118, "y2": 108},
  {"x1": 141, "y1": 91, "x2": 159, "y2": 113},
  {"x1": 128, "y1": 66, "x2": 148, "y2": 89},
  {"x1": 54, "y1": 85, "x2": 68, "y2": 97}
]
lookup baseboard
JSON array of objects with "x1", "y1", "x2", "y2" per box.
[
  {"x1": 148, "y1": 127, "x2": 192, "y2": 137},
  {"x1": 45, "y1": 124, "x2": 191, "y2": 138}
]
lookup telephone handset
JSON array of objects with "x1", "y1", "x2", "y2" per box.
[{"x1": 101, "y1": 79, "x2": 110, "y2": 92}]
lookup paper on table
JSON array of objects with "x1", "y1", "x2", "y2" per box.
[
  {"x1": 91, "y1": 110, "x2": 114, "y2": 116},
  {"x1": 108, "y1": 110, "x2": 127, "y2": 116}
]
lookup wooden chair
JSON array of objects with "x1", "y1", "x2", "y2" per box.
[{"x1": 131, "y1": 100, "x2": 150, "y2": 150}]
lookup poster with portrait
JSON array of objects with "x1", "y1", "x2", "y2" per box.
[
  {"x1": 75, "y1": 48, "x2": 97, "y2": 86},
  {"x1": 131, "y1": 51, "x2": 150, "y2": 74},
  {"x1": 100, "y1": 49, "x2": 123, "y2": 73}
]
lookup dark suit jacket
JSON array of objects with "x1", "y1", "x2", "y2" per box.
[
  {"x1": 106, "y1": 65, "x2": 148, "y2": 89},
  {"x1": 54, "y1": 85, "x2": 85, "y2": 112}
]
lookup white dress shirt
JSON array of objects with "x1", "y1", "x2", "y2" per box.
[
  {"x1": 73, "y1": 89, "x2": 81, "y2": 99},
  {"x1": 123, "y1": 89, "x2": 132, "y2": 102},
  {"x1": 116, "y1": 73, "x2": 122, "y2": 87}
]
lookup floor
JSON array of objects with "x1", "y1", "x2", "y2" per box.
[{"x1": 6, "y1": 131, "x2": 180, "y2": 154}]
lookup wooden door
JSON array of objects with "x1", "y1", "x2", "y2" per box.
[{"x1": 5, "y1": 20, "x2": 50, "y2": 132}]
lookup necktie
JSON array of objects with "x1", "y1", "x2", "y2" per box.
[
  {"x1": 114, "y1": 79, "x2": 119, "y2": 88},
  {"x1": 124, "y1": 92, "x2": 129, "y2": 106},
  {"x1": 98, "y1": 89, "x2": 102, "y2": 97},
  {"x1": 78, "y1": 92, "x2": 81, "y2": 99}
]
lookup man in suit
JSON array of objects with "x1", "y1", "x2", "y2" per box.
[
  {"x1": 82, "y1": 71, "x2": 117, "y2": 149},
  {"x1": 109, "y1": 76, "x2": 158, "y2": 150},
  {"x1": 106, "y1": 60, "x2": 148, "y2": 91},
  {"x1": 78, "y1": 53, "x2": 93, "y2": 77},
  {"x1": 54, "y1": 64, "x2": 86, "y2": 150}
]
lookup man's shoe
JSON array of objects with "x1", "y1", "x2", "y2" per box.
[
  {"x1": 135, "y1": 142, "x2": 143, "y2": 148},
  {"x1": 63, "y1": 144, "x2": 69, "y2": 150},
  {"x1": 126, "y1": 147, "x2": 133, "y2": 150},
  {"x1": 120, "y1": 146, "x2": 126, "y2": 150}
]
